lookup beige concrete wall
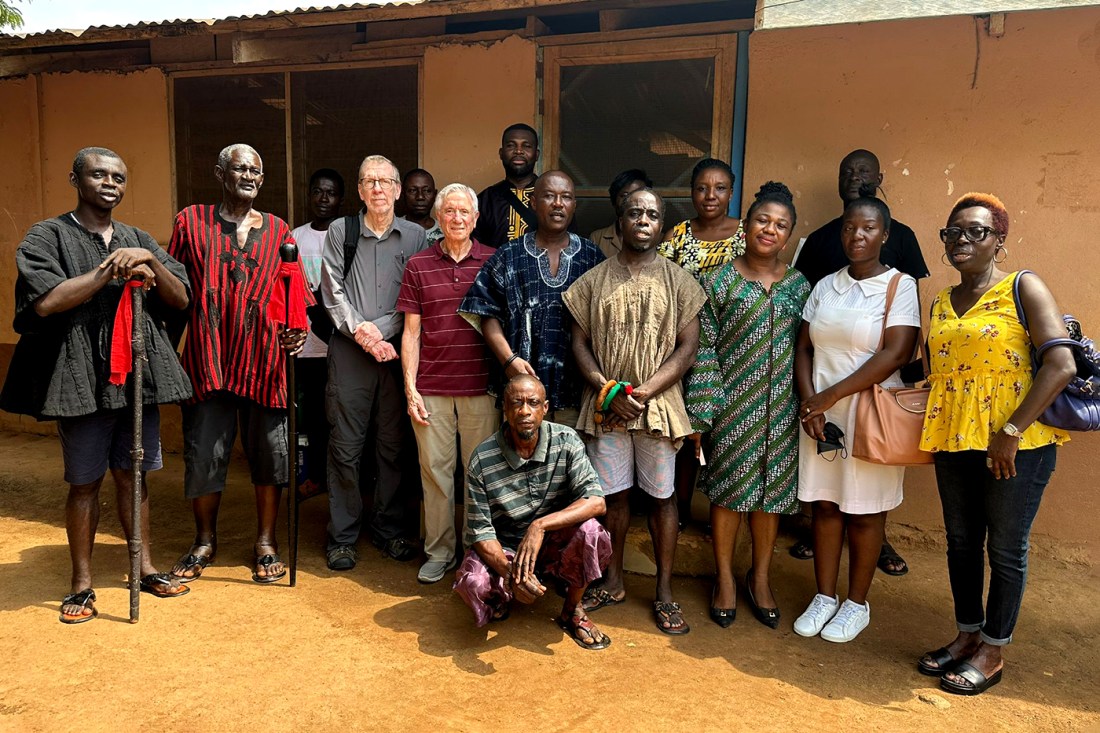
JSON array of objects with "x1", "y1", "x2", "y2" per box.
[
  {"x1": 422, "y1": 35, "x2": 538, "y2": 193},
  {"x1": 743, "y1": 7, "x2": 1100, "y2": 563}
]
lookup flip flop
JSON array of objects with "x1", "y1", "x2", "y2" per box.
[
  {"x1": 252, "y1": 553, "x2": 287, "y2": 584},
  {"x1": 59, "y1": 589, "x2": 98, "y2": 624},
  {"x1": 918, "y1": 647, "x2": 960, "y2": 677},
  {"x1": 940, "y1": 662, "x2": 1003, "y2": 696},
  {"x1": 581, "y1": 586, "x2": 625, "y2": 613},
  {"x1": 789, "y1": 541, "x2": 814, "y2": 560},
  {"x1": 653, "y1": 601, "x2": 690, "y2": 635},
  {"x1": 139, "y1": 572, "x2": 191, "y2": 598},
  {"x1": 171, "y1": 550, "x2": 215, "y2": 583},
  {"x1": 556, "y1": 614, "x2": 611, "y2": 651},
  {"x1": 878, "y1": 541, "x2": 909, "y2": 576}
]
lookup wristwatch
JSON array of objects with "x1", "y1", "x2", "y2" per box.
[{"x1": 1002, "y1": 422, "x2": 1022, "y2": 438}]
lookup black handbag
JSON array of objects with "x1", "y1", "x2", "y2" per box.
[{"x1": 1012, "y1": 270, "x2": 1100, "y2": 431}]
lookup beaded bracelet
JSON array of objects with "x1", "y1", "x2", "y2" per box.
[{"x1": 595, "y1": 379, "x2": 617, "y2": 409}]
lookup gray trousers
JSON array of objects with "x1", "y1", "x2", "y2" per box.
[{"x1": 325, "y1": 334, "x2": 406, "y2": 549}]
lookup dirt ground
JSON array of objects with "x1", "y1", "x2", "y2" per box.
[{"x1": 0, "y1": 431, "x2": 1097, "y2": 732}]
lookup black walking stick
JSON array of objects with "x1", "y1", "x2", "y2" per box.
[
  {"x1": 280, "y1": 243, "x2": 300, "y2": 586},
  {"x1": 128, "y1": 280, "x2": 145, "y2": 623}
]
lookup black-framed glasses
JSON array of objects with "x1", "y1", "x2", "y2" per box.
[{"x1": 939, "y1": 225, "x2": 995, "y2": 244}]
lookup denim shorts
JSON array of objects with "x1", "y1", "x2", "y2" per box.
[{"x1": 57, "y1": 406, "x2": 163, "y2": 485}]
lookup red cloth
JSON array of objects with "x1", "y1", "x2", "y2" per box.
[
  {"x1": 109, "y1": 280, "x2": 144, "y2": 386},
  {"x1": 268, "y1": 261, "x2": 310, "y2": 330}
]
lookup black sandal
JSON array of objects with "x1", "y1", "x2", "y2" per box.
[
  {"x1": 918, "y1": 647, "x2": 960, "y2": 676},
  {"x1": 940, "y1": 662, "x2": 1003, "y2": 696},
  {"x1": 789, "y1": 541, "x2": 814, "y2": 560},
  {"x1": 878, "y1": 541, "x2": 909, "y2": 576},
  {"x1": 59, "y1": 589, "x2": 97, "y2": 624},
  {"x1": 653, "y1": 601, "x2": 690, "y2": 635},
  {"x1": 171, "y1": 550, "x2": 215, "y2": 583},
  {"x1": 252, "y1": 553, "x2": 287, "y2": 584}
]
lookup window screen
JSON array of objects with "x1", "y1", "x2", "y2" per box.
[
  {"x1": 558, "y1": 57, "x2": 715, "y2": 235},
  {"x1": 174, "y1": 65, "x2": 418, "y2": 227},
  {"x1": 174, "y1": 73, "x2": 289, "y2": 221}
]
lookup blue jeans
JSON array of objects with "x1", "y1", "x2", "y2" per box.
[{"x1": 932, "y1": 444, "x2": 1056, "y2": 645}]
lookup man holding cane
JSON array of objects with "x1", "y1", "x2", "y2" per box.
[{"x1": 1, "y1": 146, "x2": 193, "y2": 623}]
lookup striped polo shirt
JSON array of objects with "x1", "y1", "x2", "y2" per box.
[
  {"x1": 465, "y1": 422, "x2": 604, "y2": 550},
  {"x1": 169, "y1": 204, "x2": 313, "y2": 408},
  {"x1": 396, "y1": 239, "x2": 494, "y2": 396}
]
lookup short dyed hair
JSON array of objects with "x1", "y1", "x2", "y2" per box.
[
  {"x1": 217, "y1": 143, "x2": 260, "y2": 171},
  {"x1": 501, "y1": 123, "x2": 539, "y2": 146},
  {"x1": 690, "y1": 158, "x2": 734, "y2": 188},
  {"x1": 745, "y1": 181, "x2": 797, "y2": 227},
  {"x1": 432, "y1": 183, "x2": 478, "y2": 218},
  {"x1": 949, "y1": 192, "x2": 1009, "y2": 237},
  {"x1": 73, "y1": 147, "x2": 122, "y2": 174},
  {"x1": 309, "y1": 168, "x2": 345, "y2": 197}
]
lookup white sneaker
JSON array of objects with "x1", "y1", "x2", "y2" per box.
[
  {"x1": 820, "y1": 599, "x2": 871, "y2": 643},
  {"x1": 793, "y1": 593, "x2": 839, "y2": 637}
]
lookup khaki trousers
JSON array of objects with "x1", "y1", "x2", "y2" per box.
[{"x1": 412, "y1": 394, "x2": 500, "y2": 564}]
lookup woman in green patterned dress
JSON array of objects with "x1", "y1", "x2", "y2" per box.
[{"x1": 687, "y1": 182, "x2": 810, "y2": 628}]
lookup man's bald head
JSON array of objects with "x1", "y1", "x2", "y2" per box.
[{"x1": 503, "y1": 374, "x2": 546, "y2": 402}]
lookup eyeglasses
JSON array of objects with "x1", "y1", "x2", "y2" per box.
[
  {"x1": 359, "y1": 178, "x2": 398, "y2": 190},
  {"x1": 939, "y1": 226, "x2": 996, "y2": 244}
]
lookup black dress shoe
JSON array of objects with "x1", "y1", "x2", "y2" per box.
[
  {"x1": 709, "y1": 586, "x2": 736, "y2": 628},
  {"x1": 381, "y1": 537, "x2": 419, "y2": 562},
  {"x1": 745, "y1": 569, "x2": 780, "y2": 629}
]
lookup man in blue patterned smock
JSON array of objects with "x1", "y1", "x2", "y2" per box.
[{"x1": 458, "y1": 171, "x2": 603, "y2": 427}]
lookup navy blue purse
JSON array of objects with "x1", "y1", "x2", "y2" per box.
[{"x1": 1013, "y1": 270, "x2": 1100, "y2": 431}]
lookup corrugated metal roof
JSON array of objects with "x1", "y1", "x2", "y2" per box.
[
  {"x1": 2, "y1": 1, "x2": 430, "y2": 40},
  {"x1": 756, "y1": 0, "x2": 1100, "y2": 29}
]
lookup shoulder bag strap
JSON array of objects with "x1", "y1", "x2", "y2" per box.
[
  {"x1": 342, "y1": 213, "x2": 361, "y2": 279},
  {"x1": 1012, "y1": 269, "x2": 1036, "y2": 332},
  {"x1": 502, "y1": 185, "x2": 538, "y2": 231},
  {"x1": 876, "y1": 272, "x2": 904, "y2": 351}
]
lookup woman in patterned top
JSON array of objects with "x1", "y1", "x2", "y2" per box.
[
  {"x1": 917, "y1": 193, "x2": 1073, "y2": 696},
  {"x1": 660, "y1": 158, "x2": 747, "y2": 523},
  {"x1": 686, "y1": 182, "x2": 810, "y2": 629},
  {"x1": 659, "y1": 158, "x2": 745, "y2": 279}
]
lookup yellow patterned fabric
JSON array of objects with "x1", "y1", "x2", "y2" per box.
[
  {"x1": 657, "y1": 220, "x2": 745, "y2": 280},
  {"x1": 920, "y1": 272, "x2": 1069, "y2": 452}
]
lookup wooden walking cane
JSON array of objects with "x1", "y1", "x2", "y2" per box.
[
  {"x1": 280, "y1": 242, "x2": 300, "y2": 586},
  {"x1": 128, "y1": 280, "x2": 145, "y2": 623}
]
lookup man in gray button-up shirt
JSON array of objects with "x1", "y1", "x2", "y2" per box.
[{"x1": 320, "y1": 154, "x2": 427, "y2": 570}]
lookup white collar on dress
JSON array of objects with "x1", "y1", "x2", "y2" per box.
[{"x1": 830, "y1": 266, "x2": 898, "y2": 297}]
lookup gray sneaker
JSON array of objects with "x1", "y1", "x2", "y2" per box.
[
  {"x1": 326, "y1": 544, "x2": 358, "y2": 571},
  {"x1": 417, "y1": 557, "x2": 458, "y2": 584}
]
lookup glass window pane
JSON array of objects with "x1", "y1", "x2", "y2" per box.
[
  {"x1": 559, "y1": 58, "x2": 715, "y2": 192},
  {"x1": 290, "y1": 65, "x2": 419, "y2": 226},
  {"x1": 173, "y1": 74, "x2": 288, "y2": 221}
]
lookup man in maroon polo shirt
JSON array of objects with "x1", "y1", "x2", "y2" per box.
[{"x1": 398, "y1": 183, "x2": 498, "y2": 584}]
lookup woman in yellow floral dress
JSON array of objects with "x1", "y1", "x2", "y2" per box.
[{"x1": 918, "y1": 193, "x2": 1075, "y2": 696}]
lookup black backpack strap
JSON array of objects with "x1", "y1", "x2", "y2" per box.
[
  {"x1": 501, "y1": 185, "x2": 537, "y2": 231},
  {"x1": 342, "y1": 213, "x2": 360, "y2": 278}
]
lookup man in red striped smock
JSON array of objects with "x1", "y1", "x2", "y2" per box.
[
  {"x1": 397, "y1": 183, "x2": 498, "y2": 584},
  {"x1": 168, "y1": 143, "x2": 310, "y2": 585}
]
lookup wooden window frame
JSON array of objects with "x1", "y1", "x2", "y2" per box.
[
  {"x1": 541, "y1": 34, "x2": 737, "y2": 200},
  {"x1": 167, "y1": 58, "x2": 423, "y2": 228}
]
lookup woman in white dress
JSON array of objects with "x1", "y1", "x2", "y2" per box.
[{"x1": 792, "y1": 191, "x2": 920, "y2": 643}]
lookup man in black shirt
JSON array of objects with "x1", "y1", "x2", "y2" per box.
[
  {"x1": 794, "y1": 149, "x2": 929, "y2": 287},
  {"x1": 473, "y1": 123, "x2": 541, "y2": 248},
  {"x1": 792, "y1": 148, "x2": 929, "y2": 576}
]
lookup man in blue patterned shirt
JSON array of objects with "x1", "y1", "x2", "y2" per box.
[{"x1": 458, "y1": 171, "x2": 603, "y2": 427}]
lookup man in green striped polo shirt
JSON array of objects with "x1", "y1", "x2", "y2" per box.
[{"x1": 454, "y1": 375, "x2": 613, "y2": 650}]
